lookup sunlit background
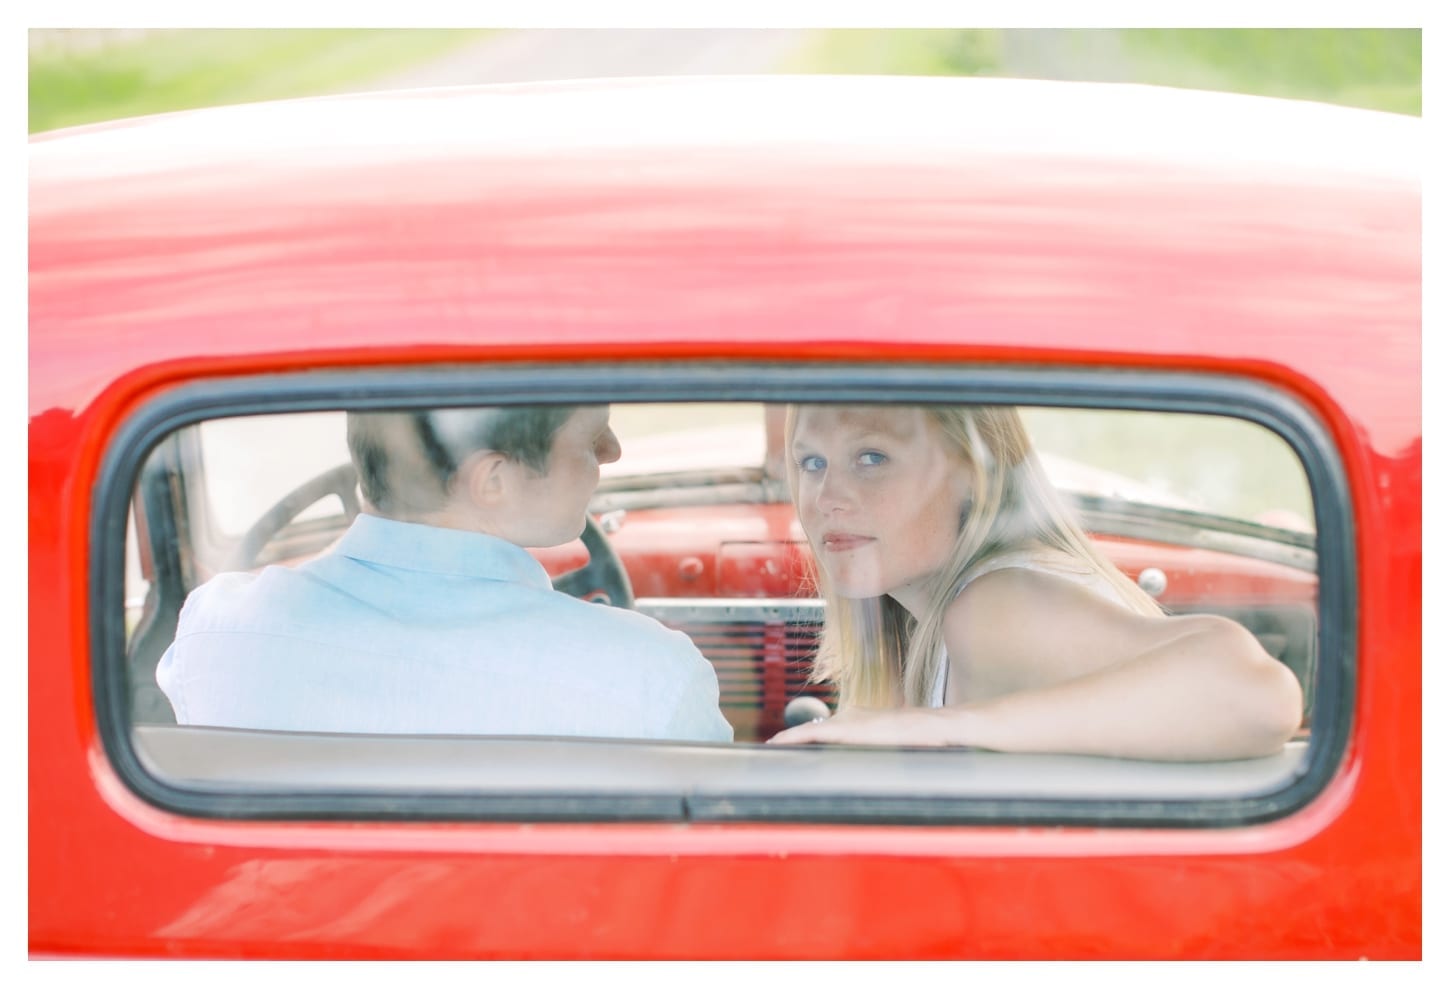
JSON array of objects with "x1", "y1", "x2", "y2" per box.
[{"x1": 29, "y1": 28, "x2": 1420, "y2": 133}]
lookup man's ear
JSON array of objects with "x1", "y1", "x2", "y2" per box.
[{"x1": 456, "y1": 450, "x2": 513, "y2": 510}]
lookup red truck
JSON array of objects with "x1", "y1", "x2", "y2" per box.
[{"x1": 29, "y1": 76, "x2": 1420, "y2": 958}]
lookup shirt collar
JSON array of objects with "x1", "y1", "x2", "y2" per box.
[{"x1": 334, "y1": 513, "x2": 553, "y2": 589}]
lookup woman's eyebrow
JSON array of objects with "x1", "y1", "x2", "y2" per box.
[
  {"x1": 839, "y1": 428, "x2": 906, "y2": 445},
  {"x1": 792, "y1": 428, "x2": 901, "y2": 451},
  {"x1": 854, "y1": 429, "x2": 906, "y2": 443}
]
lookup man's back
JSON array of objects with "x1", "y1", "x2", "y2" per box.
[{"x1": 157, "y1": 513, "x2": 733, "y2": 742}]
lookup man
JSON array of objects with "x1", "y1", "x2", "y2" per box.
[{"x1": 157, "y1": 405, "x2": 733, "y2": 741}]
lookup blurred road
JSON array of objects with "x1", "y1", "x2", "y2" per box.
[
  {"x1": 998, "y1": 30, "x2": 1135, "y2": 82},
  {"x1": 356, "y1": 29, "x2": 817, "y2": 90}
]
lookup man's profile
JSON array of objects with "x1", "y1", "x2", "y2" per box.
[{"x1": 156, "y1": 405, "x2": 734, "y2": 742}]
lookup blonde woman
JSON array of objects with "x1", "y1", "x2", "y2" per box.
[{"x1": 768, "y1": 405, "x2": 1304, "y2": 760}]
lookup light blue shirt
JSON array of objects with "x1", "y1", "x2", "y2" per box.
[{"x1": 157, "y1": 513, "x2": 733, "y2": 741}]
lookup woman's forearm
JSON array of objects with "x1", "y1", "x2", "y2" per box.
[
  {"x1": 953, "y1": 616, "x2": 1303, "y2": 760},
  {"x1": 769, "y1": 617, "x2": 1303, "y2": 757}
]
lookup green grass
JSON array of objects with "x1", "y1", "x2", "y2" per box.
[
  {"x1": 787, "y1": 28, "x2": 1420, "y2": 115},
  {"x1": 779, "y1": 29, "x2": 1002, "y2": 77},
  {"x1": 1118, "y1": 29, "x2": 1420, "y2": 115},
  {"x1": 29, "y1": 29, "x2": 494, "y2": 133}
]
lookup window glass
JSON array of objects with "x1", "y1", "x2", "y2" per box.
[
  {"x1": 1020, "y1": 408, "x2": 1313, "y2": 531},
  {"x1": 124, "y1": 509, "x2": 147, "y2": 642},
  {"x1": 199, "y1": 413, "x2": 350, "y2": 536},
  {"x1": 119, "y1": 397, "x2": 1325, "y2": 821}
]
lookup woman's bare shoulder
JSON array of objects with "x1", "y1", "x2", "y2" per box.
[
  {"x1": 942, "y1": 565, "x2": 1155, "y2": 698},
  {"x1": 941, "y1": 566, "x2": 1059, "y2": 698},
  {"x1": 949, "y1": 561, "x2": 1096, "y2": 615}
]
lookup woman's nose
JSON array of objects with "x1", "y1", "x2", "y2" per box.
[{"x1": 813, "y1": 469, "x2": 853, "y2": 513}]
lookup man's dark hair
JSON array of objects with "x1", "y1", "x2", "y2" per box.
[{"x1": 347, "y1": 406, "x2": 575, "y2": 518}]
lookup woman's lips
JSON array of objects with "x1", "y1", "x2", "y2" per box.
[{"x1": 821, "y1": 532, "x2": 873, "y2": 552}]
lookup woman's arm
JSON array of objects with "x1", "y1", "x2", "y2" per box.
[{"x1": 770, "y1": 569, "x2": 1304, "y2": 760}]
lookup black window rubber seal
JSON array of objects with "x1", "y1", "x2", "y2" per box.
[{"x1": 90, "y1": 361, "x2": 1354, "y2": 826}]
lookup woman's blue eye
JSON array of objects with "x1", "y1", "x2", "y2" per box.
[
  {"x1": 797, "y1": 455, "x2": 826, "y2": 473},
  {"x1": 857, "y1": 451, "x2": 887, "y2": 467}
]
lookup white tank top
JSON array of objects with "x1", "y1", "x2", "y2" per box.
[{"x1": 928, "y1": 550, "x2": 1130, "y2": 707}]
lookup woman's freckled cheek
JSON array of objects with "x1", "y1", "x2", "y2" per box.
[{"x1": 882, "y1": 460, "x2": 960, "y2": 585}]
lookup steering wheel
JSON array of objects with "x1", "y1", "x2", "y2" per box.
[
  {"x1": 230, "y1": 463, "x2": 362, "y2": 570},
  {"x1": 551, "y1": 513, "x2": 635, "y2": 608},
  {"x1": 230, "y1": 462, "x2": 635, "y2": 609}
]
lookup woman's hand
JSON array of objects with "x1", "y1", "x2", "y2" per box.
[{"x1": 767, "y1": 706, "x2": 959, "y2": 746}]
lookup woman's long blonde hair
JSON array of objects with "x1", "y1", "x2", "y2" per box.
[{"x1": 784, "y1": 404, "x2": 1161, "y2": 708}]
